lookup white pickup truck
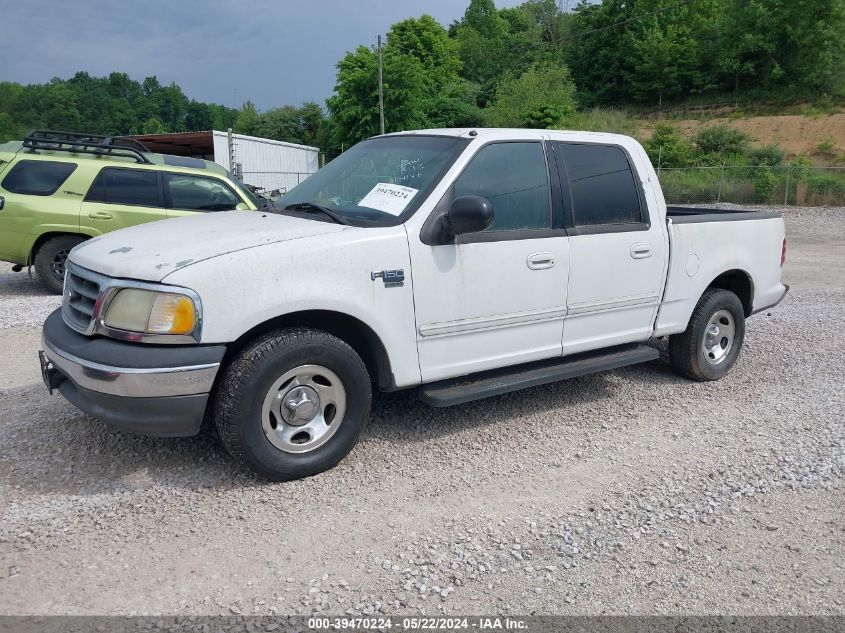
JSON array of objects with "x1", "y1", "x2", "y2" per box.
[{"x1": 39, "y1": 129, "x2": 788, "y2": 480}]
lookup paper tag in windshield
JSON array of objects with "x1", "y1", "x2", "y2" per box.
[{"x1": 358, "y1": 183, "x2": 418, "y2": 216}]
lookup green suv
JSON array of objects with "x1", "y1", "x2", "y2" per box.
[{"x1": 0, "y1": 130, "x2": 261, "y2": 293}]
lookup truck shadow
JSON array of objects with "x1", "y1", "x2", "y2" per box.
[{"x1": 2, "y1": 355, "x2": 684, "y2": 497}]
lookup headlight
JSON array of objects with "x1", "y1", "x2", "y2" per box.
[{"x1": 104, "y1": 288, "x2": 197, "y2": 336}]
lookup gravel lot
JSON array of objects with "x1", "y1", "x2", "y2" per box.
[{"x1": 0, "y1": 206, "x2": 842, "y2": 617}]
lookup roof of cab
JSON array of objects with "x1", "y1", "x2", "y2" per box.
[{"x1": 380, "y1": 128, "x2": 636, "y2": 144}]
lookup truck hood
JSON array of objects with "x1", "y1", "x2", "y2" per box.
[{"x1": 69, "y1": 211, "x2": 351, "y2": 282}]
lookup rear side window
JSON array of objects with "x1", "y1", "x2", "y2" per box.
[
  {"x1": 556, "y1": 143, "x2": 643, "y2": 226},
  {"x1": 163, "y1": 173, "x2": 241, "y2": 212},
  {"x1": 453, "y1": 142, "x2": 551, "y2": 231},
  {"x1": 1, "y1": 160, "x2": 77, "y2": 196},
  {"x1": 86, "y1": 168, "x2": 161, "y2": 207}
]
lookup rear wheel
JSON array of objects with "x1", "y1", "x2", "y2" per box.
[
  {"x1": 668, "y1": 288, "x2": 746, "y2": 381},
  {"x1": 214, "y1": 328, "x2": 371, "y2": 480},
  {"x1": 34, "y1": 235, "x2": 85, "y2": 294}
]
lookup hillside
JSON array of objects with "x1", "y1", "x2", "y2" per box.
[{"x1": 636, "y1": 111, "x2": 845, "y2": 161}]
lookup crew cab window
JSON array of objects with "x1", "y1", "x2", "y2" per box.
[
  {"x1": 86, "y1": 168, "x2": 161, "y2": 207},
  {"x1": 164, "y1": 173, "x2": 241, "y2": 212},
  {"x1": 1, "y1": 160, "x2": 77, "y2": 196},
  {"x1": 556, "y1": 143, "x2": 643, "y2": 226},
  {"x1": 453, "y1": 142, "x2": 551, "y2": 231}
]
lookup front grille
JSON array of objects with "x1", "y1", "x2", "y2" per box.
[{"x1": 63, "y1": 268, "x2": 102, "y2": 332}]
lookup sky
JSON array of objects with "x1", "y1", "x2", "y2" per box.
[{"x1": 0, "y1": 0, "x2": 527, "y2": 112}]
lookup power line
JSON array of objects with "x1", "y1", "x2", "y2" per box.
[{"x1": 544, "y1": 0, "x2": 695, "y2": 46}]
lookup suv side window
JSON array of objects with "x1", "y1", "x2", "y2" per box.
[
  {"x1": 453, "y1": 142, "x2": 551, "y2": 232},
  {"x1": 1, "y1": 160, "x2": 77, "y2": 196},
  {"x1": 86, "y1": 168, "x2": 162, "y2": 207},
  {"x1": 163, "y1": 173, "x2": 241, "y2": 212},
  {"x1": 555, "y1": 143, "x2": 643, "y2": 227}
]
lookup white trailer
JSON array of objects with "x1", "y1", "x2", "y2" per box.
[
  {"x1": 211, "y1": 131, "x2": 319, "y2": 194},
  {"x1": 132, "y1": 130, "x2": 320, "y2": 194}
]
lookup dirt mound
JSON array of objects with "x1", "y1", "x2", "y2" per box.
[{"x1": 638, "y1": 112, "x2": 845, "y2": 159}]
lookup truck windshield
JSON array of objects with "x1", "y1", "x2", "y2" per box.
[{"x1": 279, "y1": 135, "x2": 468, "y2": 226}]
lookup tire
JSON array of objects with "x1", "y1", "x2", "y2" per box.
[
  {"x1": 34, "y1": 235, "x2": 85, "y2": 294},
  {"x1": 669, "y1": 288, "x2": 746, "y2": 381},
  {"x1": 214, "y1": 327, "x2": 372, "y2": 480}
]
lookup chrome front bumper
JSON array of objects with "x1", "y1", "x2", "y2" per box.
[
  {"x1": 39, "y1": 307, "x2": 226, "y2": 437},
  {"x1": 41, "y1": 336, "x2": 219, "y2": 398}
]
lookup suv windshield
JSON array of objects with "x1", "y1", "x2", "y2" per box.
[
  {"x1": 279, "y1": 135, "x2": 469, "y2": 226},
  {"x1": 228, "y1": 175, "x2": 262, "y2": 208}
]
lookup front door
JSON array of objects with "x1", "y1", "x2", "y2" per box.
[
  {"x1": 551, "y1": 141, "x2": 667, "y2": 354},
  {"x1": 410, "y1": 141, "x2": 570, "y2": 382},
  {"x1": 80, "y1": 167, "x2": 166, "y2": 236},
  {"x1": 161, "y1": 172, "x2": 244, "y2": 217}
]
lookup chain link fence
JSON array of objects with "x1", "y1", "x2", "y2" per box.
[{"x1": 657, "y1": 165, "x2": 845, "y2": 207}]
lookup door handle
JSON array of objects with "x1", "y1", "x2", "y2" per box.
[
  {"x1": 89, "y1": 210, "x2": 113, "y2": 220},
  {"x1": 0, "y1": 195, "x2": 4, "y2": 211},
  {"x1": 630, "y1": 242, "x2": 652, "y2": 259},
  {"x1": 527, "y1": 251, "x2": 556, "y2": 270}
]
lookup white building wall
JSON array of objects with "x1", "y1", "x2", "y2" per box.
[{"x1": 211, "y1": 131, "x2": 319, "y2": 194}]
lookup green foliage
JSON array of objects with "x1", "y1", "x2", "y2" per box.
[
  {"x1": 326, "y1": 15, "x2": 477, "y2": 146},
  {"x1": 753, "y1": 167, "x2": 778, "y2": 201},
  {"x1": 0, "y1": 71, "x2": 238, "y2": 142},
  {"x1": 567, "y1": 0, "x2": 845, "y2": 106},
  {"x1": 694, "y1": 124, "x2": 750, "y2": 157},
  {"x1": 748, "y1": 144, "x2": 785, "y2": 167},
  {"x1": 556, "y1": 108, "x2": 636, "y2": 135},
  {"x1": 644, "y1": 123, "x2": 695, "y2": 167},
  {"x1": 484, "y1": 63, "x2": 575, "y2": 128},
  {"x1": 244, "y1": 102, "x2": 325, "y2": 146}
]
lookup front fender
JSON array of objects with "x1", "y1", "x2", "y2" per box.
[{"x1": 162, "y1": 227, "x2": 422, "y2": 387}]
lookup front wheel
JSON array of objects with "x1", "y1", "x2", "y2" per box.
[
  {"x1": 214, "y1": 328, "x2": 371, "y2": 480},
  {"x1": 668, "y1": 288, "x2": 746, "y2": 381},
  {"x1": 34, "y1": 235, "x2": 86, "y2": 294}
]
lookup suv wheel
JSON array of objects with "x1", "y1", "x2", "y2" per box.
[
  {"x1": 668, "y1": 288, "x2": 746, "y2": 381},
  {"x1": 214, "y1": 328, "x2": 372, "y2": 480},
  {"x1": 34, "y1": 235, "x2": 85, "y2": 294}
]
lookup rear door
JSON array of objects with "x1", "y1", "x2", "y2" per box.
[
  {"x1": 551, "y1": 142, "x2": 667, "y2": 354},
  {"x1": 162, "y1": 172, "x2": 244, "y2": 217},
  {"x1": 0, "y1": 158, "x2": 82, "y2": 261},
  {"x1": 80, "y1": 167, "x2": 166, "y2": 236}
]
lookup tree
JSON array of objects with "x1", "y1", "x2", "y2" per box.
[
  {"x1": 326, "y1": 21, "x2": 456, "y2": 147},
  {"x1": 484, "y1": 63, "x2": 576, "y2": 128},
  {"x1": 0, "y1": 72, "x2": 239, "y2": 139},
  {"x1": 235, "y1": 101, "x2": 259, "y2": 135},
  {"x1": 627, "y1": 21, "x2": 698, "y2": 107},
  {"x1": 185, "y1": 101, "x2": 215, "y2": 131},
  {"x1": 141, "y1": 117, "x2": 167, "y2": 134}
]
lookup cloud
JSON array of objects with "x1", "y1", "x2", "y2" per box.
[{"x1": 1, "y1": 0, "x2": 524, "y2": 110}]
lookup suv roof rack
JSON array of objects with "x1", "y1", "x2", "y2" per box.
[{"x1": 23, "y1": 130, "x2": 153, "y2": 165}]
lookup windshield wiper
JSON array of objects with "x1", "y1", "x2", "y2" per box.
[{"x1": 283, "y1": 202, "x2": 351, "y2": 226}]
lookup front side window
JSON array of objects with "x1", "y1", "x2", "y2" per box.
[
  {"x1": 556, "y1": 143, "x2": 643, "y2": 227},
  {"x1": 453, "y1": 142, "x2": 551, "y2": 231},
  {"x1": 280, "y1": 135, "x2": 468, "y2": 226},
  {"x1": 86, "y1": 168, "x2": 161, "y2": 207},
  {"x1": 164, "y1": 173, "x2": 241, "y2": 211},
  {"x1": 1, "y1": 160, "x2": 77, "y2": 196}
]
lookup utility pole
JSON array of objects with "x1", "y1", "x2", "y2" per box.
[{"x1": 377, "y1": 34, "x2": 385, "y2": 135}]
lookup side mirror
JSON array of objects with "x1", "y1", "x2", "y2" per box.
[{"x1": 447, "y1": 195, "x2": 493, "y2": 237}]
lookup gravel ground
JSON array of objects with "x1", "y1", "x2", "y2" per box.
[{"x1": 0, "y1": 206, "x2": 842, "y2": 617}]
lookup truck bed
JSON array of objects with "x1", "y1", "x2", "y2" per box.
[
  {"x1": 653, "y1": 207, "x2": 787, "y2": 337},
  {"x1": 667, "y1": 206, "x2": 782, "y2": 223}
]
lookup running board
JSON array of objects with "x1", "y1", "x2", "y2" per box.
[{"x1": 419, "y1": 343, "x2": 659, "y2": 407}]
